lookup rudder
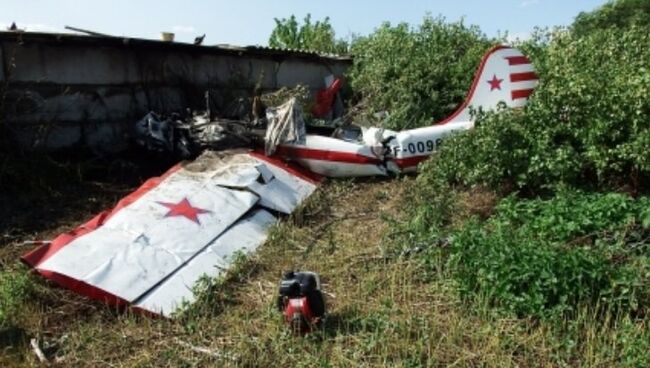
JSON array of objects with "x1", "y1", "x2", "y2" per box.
[{"x1": 437, "y1": 45, "x2": 538, "y2": 125}]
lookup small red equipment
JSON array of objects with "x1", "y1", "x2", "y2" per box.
[{"x1": 277, "y1": 271, "x2": 326, "y2": 334}]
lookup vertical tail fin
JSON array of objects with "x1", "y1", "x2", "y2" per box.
[{"x1": 437, "y1": 45, "x2": 538, "y2": 125}]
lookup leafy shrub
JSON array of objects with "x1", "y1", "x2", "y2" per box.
[
  {"x1": 0, "y1": 270, "x2": 35, "y2": 329},
  {"x1": 447, "y1": 191, "x2": 650, "y2": 319},
  {"x1": 573, "y1": 0, "x2": 650, "y2": 37},
  {"x1": 269, "y1": 14, "x2": 348, "y2": 54},
  {"x1": 425, "y1": 24, "x2": 650, "y2": 192},
  {"x1": 348, "y1": 16, "x2": 492, "y2": 130}
]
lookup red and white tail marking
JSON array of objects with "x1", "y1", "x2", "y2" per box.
[
  {"x1": 505, "y1": 55, "x2": 537, "y2": 101},
  {"x1": 440, "y1": 46, "x2": 538, "y2": 125}
]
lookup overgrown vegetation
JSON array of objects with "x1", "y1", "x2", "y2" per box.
[
  {"x1": 432, "y1": 25, "x2": 650, "y2": 193},
  {"x1": 450, "y1": 191, "x2": 650, "y2": 319},
  {"x1": 269, "y1": 15, "x2": 494, "y2": 130},
  {"x1": 0, "y1": 269, "x2": 35, "y2": 330},
  {"x1": 395, "y1": 1, "x2": 650, "y2": 364},
  {"x1": 573, "y1": 0, "x2": 650, "y2": 36},
  {"x1": 348, "y1": 17, "x2": 492, "y2": 129}
]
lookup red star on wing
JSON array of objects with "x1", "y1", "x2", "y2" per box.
[
  {"x1": 157, "y1": 198, "x2": 211, "y2": 224},
  {"x1": 487, "y1": 74, "x2": 503, "y2": 91}
]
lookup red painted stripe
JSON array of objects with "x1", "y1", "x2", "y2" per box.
[
  {"x1": 249, "y1": 150, "x2": 323, "y2": 185},
  {"x1": 393, "y1": 155, "x2": 430, "y2": 169},
  {"x1": 511, "y1": 89, "x2": 534, "y2": 100},
  {"x1": 36, "y1": 269, "x2": 130, "y2": 308},
  {"x1": 274, "y1": 145, "x2": 383, "y2": 165},
  {"x1": 22, "y1": 162, "x2": 183, "y2": 268},
  {"x1": 505, "y1": 56, "x2": 531, "y2": 65},
  {"x1": 510, "y1": 72, "x2": 538, "y2": 82}
]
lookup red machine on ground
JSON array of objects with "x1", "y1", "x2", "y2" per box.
[{"x1": 277, "y1": 271, "x2": 326, "y2": 334}]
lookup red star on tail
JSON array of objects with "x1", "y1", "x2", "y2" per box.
[
  {"x1": 157, "y1": 198, "x2": 211, "y2": 224},
  {"x1": 487, "y1": 74, "x2": 503, "y2": 91}
]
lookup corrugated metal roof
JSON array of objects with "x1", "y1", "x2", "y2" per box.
[
  {"x1": 0, "y1": 31, "x2": 353, "y2": 62},
  {"x1": 233, "y1": 44, "x2": 350, "y2": 60}
]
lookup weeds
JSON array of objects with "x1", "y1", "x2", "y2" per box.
[
  {"x1": 0, "y1": 268, "x2": 35, "y2": 330},
  {"x1": 447, "y1": 191, "x2": 649, "y2": 319}
]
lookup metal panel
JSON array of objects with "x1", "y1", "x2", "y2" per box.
[
  {"x1": 38, "y1": 167, "x2": 259, "y2": 302},
  {"x1": 135, "y1": 209, "x2": 277, "y2": 316}
]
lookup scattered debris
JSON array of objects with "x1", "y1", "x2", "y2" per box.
[
  {"x1": 260, "y1": 84, "x2": 311, "y2": 108},
  {"x1": 134, "y1": 111, "x2": 193, "y2": 157},
  {"x1": 194, "y1": 34, "x2": 206, "y2": 45},
  {"x1": 264, "y1": 97, "x2": 306, "y2": 155},
  {"x1": 134, "y1": 86, "x2": 318, "y2": 158},
  {"x1": 312, "y1": 76, "x2": 343, "y2": 119},
  {"x1": 134, "y1": 111, "x2": 258, "y2": 158},
  {"x1": 20, "y1": 240, "x2": 52, "y2": 246},
  {"x1": 64, "y1": 25, "x2": 113, "y2": 37},
  {"x1": 30, "y1": 338, "x2": 48, "y2": 364},
  {"x1": 174, "y1": 338, "x2": 238, "y2": 361}
]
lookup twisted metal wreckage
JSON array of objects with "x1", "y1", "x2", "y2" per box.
[{"x1": 22, "y1": 46, "x2": 538, "y2": 317}]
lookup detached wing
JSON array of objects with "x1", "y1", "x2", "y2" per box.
[{"x1": 22, "y1": 151, "x2": 320, "y2": 316}]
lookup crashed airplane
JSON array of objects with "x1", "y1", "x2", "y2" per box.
[
  {"x1": 22, "y1": 45, "x2": 538, "y2": 316},
  {"x1": 276, "y1": 45, "x2": 538, "y2": 176}
]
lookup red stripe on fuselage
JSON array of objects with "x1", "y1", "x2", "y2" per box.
[
  {"x1": 274, "y1": 145, "x2": 383, "y2": 165},
  {"x1": 393, "y1": 155, "x2": 430, "y2": 169}
]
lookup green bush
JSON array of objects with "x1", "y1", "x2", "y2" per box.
[
  {"x1": 348, "y1": 16, "x2": 492, "y2": 130},
  {"x1": 425, "y1": 24, "x2": 650, "y2": 192},
  {"x1": 0, "y1": 270, "x2": 35, "y2": 329},
  {"x1": 573, "y1": 0, "x2": 650, "y2": 37},
  {"x1": 447, "y1": 191, "x2": 650, "y2": 319},
  {"x1": 269, "y1": 14, "x2": 348, "y2": 54}
]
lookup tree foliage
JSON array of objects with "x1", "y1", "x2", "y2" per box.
[
  {"x1": 573, "y1": 0, "x2": 650, "y2": 36},
  {"x1": 348, "y1": 17, "x2": 492, "y2": 130},
  {"x1": 268, "y1": 14, "x2": 348, "y2": 54}
]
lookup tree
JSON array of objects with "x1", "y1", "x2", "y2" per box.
[
  {"x1": 573, "y1": 0, "x2": 650, "y2": 36},
  {"x1": 348, "y1": 17, "x2": 492, "y2": 130},
  {"x1": 268, "y1": 14, "x2": 348, "y2": 54}
]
